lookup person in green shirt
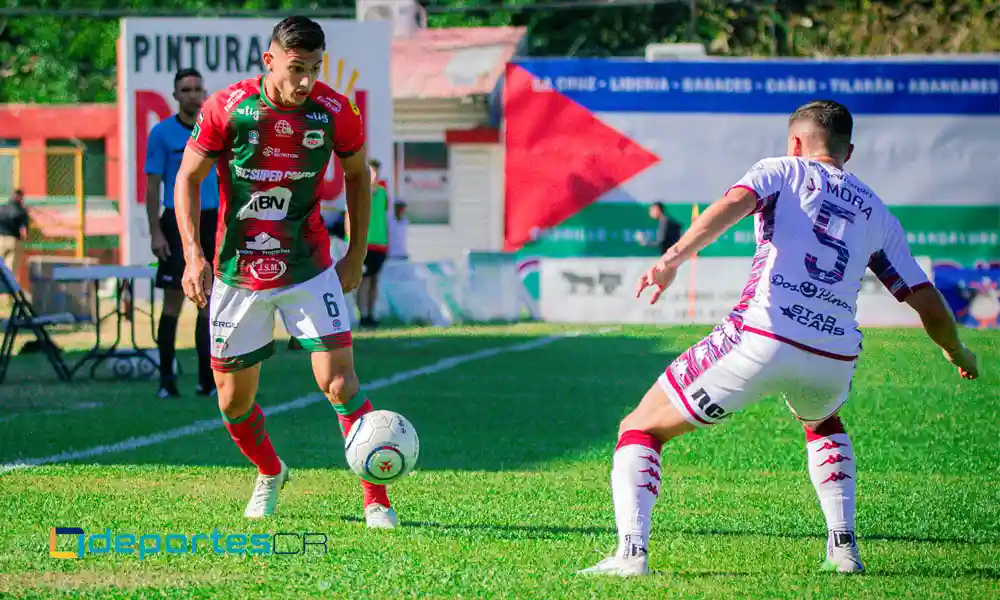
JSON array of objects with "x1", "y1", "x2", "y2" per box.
[{"x1": 345, "y1": 158, "x2": 391, "y2": 327}]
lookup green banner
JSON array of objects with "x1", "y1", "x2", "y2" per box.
[{"x1": 519, "y1": 203, "x2": 1000, "y2": 264}]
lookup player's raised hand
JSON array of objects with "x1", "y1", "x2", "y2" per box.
[
  {"x1": 635, "y1": 259, "x2": 678, "y2": 305},
  {"x1": 943, "y1": 344, "x2": 978, "y2": 380},
  {"x1": 336, "y1": 254, "x2": 364, "y2": 293},
  {"x1": 181, "y1": 254, "x2": 213, "y2": 309}
]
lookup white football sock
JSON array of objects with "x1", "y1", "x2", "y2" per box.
[
  {"x1": 611, "y1": 443, "x2": 662, "y2": 558},
  {"x1": 806, "y1": 432, "x2": 856, "y2": 533}
]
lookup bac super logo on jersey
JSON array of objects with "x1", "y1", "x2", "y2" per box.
[{"x1": 238, "y1": 188, "x2": 291, "y2": 221}]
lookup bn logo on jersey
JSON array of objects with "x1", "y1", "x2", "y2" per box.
[
  {"x1": 306, "y1": 112, "x2": 329, "y2": 123},
  {"x1": 303, "y1": 130, "x2": 325, "y2": 149},
  {"x1": 238, "y1": 187, "x2": 292, "y2": 221}
]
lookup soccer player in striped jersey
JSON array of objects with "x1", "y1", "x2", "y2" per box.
[
  {"x1": 173, "y1": 16, "x2": 398, "y2": 528},
  {"x1": 579, "y1": 100, "x2": 979, "y2": 576}
]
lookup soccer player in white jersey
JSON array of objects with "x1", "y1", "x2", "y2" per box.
[{"x1": 578, "y1": 100, "x2": 980, "y2": 577}]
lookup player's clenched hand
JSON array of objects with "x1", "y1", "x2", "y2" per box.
[
  {"x1": 336, "y1": 254, "x2": 364, "y2": 293},
  {"x1": 181, "y1": 254, "x2": 213, "y2": 309},
  {"x1": 635, "y1": 258, "x2": 678, "y2": 305},
  {"x1": 943, "y1": 344, "x2": 978, "y2": 380}
]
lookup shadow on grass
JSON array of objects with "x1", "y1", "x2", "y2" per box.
[{"x1": 0, "y1": 328, "x2": 684, "y2": 474}]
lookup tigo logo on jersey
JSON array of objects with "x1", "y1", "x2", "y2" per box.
[
  {"x1": 236, "y1": 105, "x2": 260, "y2": 121},
  {"x1": 303, "y1": 130, "x2": 325, "y2": 149},
  {"x1": 275, "y1": 120, "x2": 293, "y2": 137},
  {"x1": 306, "y1": 112, "x2": 329, "y2": 123},
  {"x1": 249, "y1": 257, "x2": 287, "y2": 282},
  {"x1": 238, "y1": 188, "x2": 291, "y2": 221},
  {"x1": 248, "y1": 131, "x2": 259, "y2": 145}
]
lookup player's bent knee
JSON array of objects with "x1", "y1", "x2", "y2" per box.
[{"x1": 618, "y1": 383, "x2": 697, "y2": 443}]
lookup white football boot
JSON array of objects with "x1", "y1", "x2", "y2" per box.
[
  {"x1": 821, "y1": 530, "x2": 864, "y2": 574},
  {"x1": 364, "y1": 503, "x2": 399, "y2": 529},
  {"x1": 577, "y1": 535, "x2": 651, "y2": 577},
  {"x1": 243, "y1": 460, "x2": 290, "y2": 519}
]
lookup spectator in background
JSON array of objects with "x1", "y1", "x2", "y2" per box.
[
  {"x1": 0, "y1": 189, "x2": 29, "y2": 285},
  {"x1": 346, "y1": 158, "x2": 391, "y2": 328},
  {"x1": 388, "y1": 201, "x2": 409, "y2": 261},
  {"x1": 637, "y1": 201, "x2": 683, "y2": 254}
]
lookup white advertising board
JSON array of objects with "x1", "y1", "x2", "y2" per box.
[{"x1": 540, "y1": 257, "x2": 932, "y2": 327}]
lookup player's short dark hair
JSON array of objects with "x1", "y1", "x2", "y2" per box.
[
  {"x1": 271, "y1": 16, "x2": 326, "y2": 52},
  {"x1": 789, "y1": 100, "x2": 853, "y2": 155},
  {"x1": 368, "y1": 159, "x2": 382, "y2": 170},
  {"x1": 651, "y1": 201, "x2": 665, "y2": 212},
  {"x1": 174, "y1": 68, "x2": 202, "y2": 87}
]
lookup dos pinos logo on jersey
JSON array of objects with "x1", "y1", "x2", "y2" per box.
[
  {"x1": 238, "y1": 188, "x2": 291, "y2": 221},
  {"x1": 303, "y1": 130, "x2": 325, "y2": 150}
]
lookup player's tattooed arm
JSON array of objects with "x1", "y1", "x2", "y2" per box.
[
  {"x1": 174, "y1": 147, "x2": 217, "y2": 307},
  {"x1": 660, "y1": 186, "x2": 758, "y2": 270}
]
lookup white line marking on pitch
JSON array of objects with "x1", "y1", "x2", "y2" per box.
[{"x1": 0, "y1": 329, "x2": 614, "y2": 474}]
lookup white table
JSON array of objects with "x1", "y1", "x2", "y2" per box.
[{"x1": 51, "y1": 265, "x2": 159, "y2": 380}]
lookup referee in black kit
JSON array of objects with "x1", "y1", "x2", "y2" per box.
[{"x1": 144, "y1": 68, "x2": 220, "y2": 398}]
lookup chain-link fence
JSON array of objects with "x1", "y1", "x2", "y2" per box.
[{"x1": 0, "y1": 145, "x2": 120, "y2": 297}]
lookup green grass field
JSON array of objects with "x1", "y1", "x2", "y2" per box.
[{"x1": 0, "y1": 324, "x2": 998, "y2": 599}]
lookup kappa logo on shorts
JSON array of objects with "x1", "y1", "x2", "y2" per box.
[
  {"x1": 249, "y1": 257, "x2": 287, "y2": 282},
  {"x1": 238, "y1": 188, "x2": 291, "y2": 221}
]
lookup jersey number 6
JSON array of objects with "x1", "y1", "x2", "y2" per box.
[
  {"x1": 805, "y1": 200, "x2": 856, "y2": 285},
  {"x1": 323, "y1": 293, "x2": 340, "y2": 318}
]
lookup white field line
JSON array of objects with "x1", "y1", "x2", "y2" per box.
[{"x1": 0, "y1": 328, "x2": 615, "y2": 475}]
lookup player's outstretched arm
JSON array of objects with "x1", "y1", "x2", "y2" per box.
[
  {"x1": 175, "y1": 147, "x2": 216, "y2": 307},
  {"x1": 636, "y1": 187, "x2": 757, "y2": 303},
  {"x1": 660, "y1": 187, "x2": 757, "y2": 271},
  {"x1": 904, "y1": 285, "x2": 979, "y2": 380}
]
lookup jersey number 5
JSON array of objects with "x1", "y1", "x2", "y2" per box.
[{"x1": 805, "y1": 200, "x2": 856, "y2": 285}]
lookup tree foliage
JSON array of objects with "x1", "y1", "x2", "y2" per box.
[{"x1": 1, "y1": 0, "x2": 998, "y2": 103}]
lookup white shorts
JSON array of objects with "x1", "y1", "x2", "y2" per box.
[
  {"x1": 209, "y1": 267, "x2": 351, "y2": 372},
  {"x1": 658, "y1": 317, "x2": 857, "y2": 426}
]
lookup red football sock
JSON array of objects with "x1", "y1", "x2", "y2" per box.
[
  {"x1": 337, "y1": 396, "x2": 391, "y2": 508},
  {"x1": 223, "y1": 403, "x2": 282, "y2": 476}
]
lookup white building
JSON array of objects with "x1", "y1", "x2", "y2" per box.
[{"x1": 361, "y1": 0, "x2": 526, "y2": 262}]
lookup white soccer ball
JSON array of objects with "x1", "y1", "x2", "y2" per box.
[{"x1": 344, "y1": 410, "x2": 419, "y2": 484}]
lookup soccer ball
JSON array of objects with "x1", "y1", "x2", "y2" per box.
[{"x1": 344, "y1": 410, "x2": 419, "y2": 484}]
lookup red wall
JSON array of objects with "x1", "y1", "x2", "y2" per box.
[{"x1": 0, "y1": 104, "x2": 119, "y2": 200}]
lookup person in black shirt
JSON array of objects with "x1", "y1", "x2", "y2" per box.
[
  {"x1": 638, "y1": 201, "x2": 682, "y2": 254},
  {"x1": 0, "y1": 189, "x2": 29, "y2": 285}
]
